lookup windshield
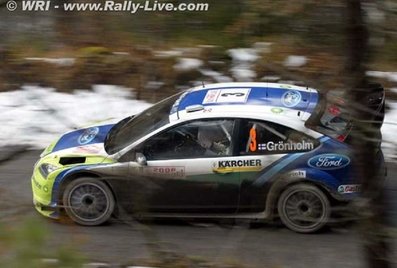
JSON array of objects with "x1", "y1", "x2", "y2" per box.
[{"x1": 104, "y1": 93, "x2": 182, "y2": 154}]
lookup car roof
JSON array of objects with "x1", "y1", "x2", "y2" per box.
[{"x1": 169, "y1": 82, "x2": 319, "y2": 124}]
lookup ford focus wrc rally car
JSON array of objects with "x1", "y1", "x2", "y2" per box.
[{"x1": 31, "y1": 82, "x2": 384, "y2": 233}]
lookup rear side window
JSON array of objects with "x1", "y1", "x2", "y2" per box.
[{"x1": 239, "y1": 120, "x2": 319, "y2": 155}]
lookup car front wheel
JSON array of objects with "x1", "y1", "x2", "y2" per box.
[
  {"x1": 63, "y1": 177, "x2": 115, "y2": 226},
  {"x1": 277, "y1": 183, "x2": 330, "y2": 233}
]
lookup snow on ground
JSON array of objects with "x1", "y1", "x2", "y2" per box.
[
  {"x1": 199, "y1": 69, "x2": 233, "y2": 83},
  {"x1": 173, "y1": 58, "x2": 203, "y2": 71},
  {"x1": 228, "y1": 48, "x2": 260, "y2": 82},
  {"x1": 25, "y1": 57, "x2": 75, "y2": 67},
  {"x1": 382, "y1": 103, "x2": 397, "y2": 160},
  {"x1": 0, "y1": 85, "x2": 151, "y2": 149},
  {"x1": 283, "y1": 56, "x2": 308, "y2": 68},
  {"x1": 0, "y1": 85, "x2": 396, "y2": 160},
  {"x1": 228, "y1": 48, "x2": 259, "y2": 62},
  {"x1": 366, "y1": 71, "x2": 397, "y2": 83}
]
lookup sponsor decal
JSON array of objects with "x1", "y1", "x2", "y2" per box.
[
  {"x1": 258, "y1": 141, "x2": 314, "y2": 152},
  {"x1": 271, "y1": 107, "x2": 284, "y2": 114},
  {"x1": 203, "y1": 89, "x2": 220, "y2": 103},
  {"x1": 144, "y1": 166, "x2": 185, "y2": 179},
  {"x1": 287, "y1": 170, "x2": 306, "y2": 178},
  {"x1": 281, "y1": 90, "x2": 301, "y2": 107},
  {"x1": 73, "y1": 144, "x2": 102, "y2": 154},
  {"x1": 338, "y1": 184, "x2": 361, "y2": 194},
  {"x1": 213, "y1": 159, "x2": 262, "y2": 173},
  {"x1": 308, "y1": 154, "x2": 350, "y2": 170},
  {"x1": 32, "y1": 177, "x2": 42, "y2": 190},
  {"x1": 203, "y1": 88, "x2": 251, "y2": 104},
  {"x1": 78, "y1": 127, "x2": 99, "y2": 145}
]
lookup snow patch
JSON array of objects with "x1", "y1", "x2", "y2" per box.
[
  {"x1": 145, "y1": 81, "x2": 165, "y2": 90},
  {"x1": 382, "y1": 102, "x2": 397, "y2": 160},
  {"x1": 199, "y1": 69, "x2": 233, "y2": 83},
  {"x1": 283, "y1": 56, "x2": 307, "y2": 68},
  {"x1": 230, "y1": 66, "x2": 256, "y2": 82},
  {"x1": 390, "y1": 88, "x2": 397, "y2": 94},
  {"x1": 253, "y1": 42, "x2": 272, "y2": 53},
  {"x1": 0, "y1": 85, "x2": 151, "y2": 149},
  {"x1": 228, "y1": 48, "x2": 260, "y2": 82},
  {"x1": 1, "y1": 82, "x2": 397, "y2": 160},
  {"x1": 154, "y1": 50, "x2": 183, "y2": 58},
  {"x1": 228, "y1": 48, "x2": 259, "y2": 63},
  {"x1": 25, "y1": 57, "x2": 75, "y2": 67},
  {"x1": 174, "y1": 58, "x2": 203, "y2": 71},
  {"x1": 260, "y1": 75, "x2": 281, "y2": 82},
  {"x1": 366, "y1": 71, "x2": 397, "y2": 83}
]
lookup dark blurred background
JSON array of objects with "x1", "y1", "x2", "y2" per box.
[{"x1": 0, "y1": 0, "x2": 396, "y2": 102}]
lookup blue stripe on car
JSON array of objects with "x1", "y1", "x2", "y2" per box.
[
  {"x1": 50, "y1": 163, "x2": 109, "y2": 204},
  {"x1": 252, "y1": 136, "x2": 348, "y2": 190},
  {"x1": 253, "y1": 153, "x2": 305, "y2": 186}
]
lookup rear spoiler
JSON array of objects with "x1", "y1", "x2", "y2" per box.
[{"x1": 305, "y1": 83, "x2": 385, "y2": 142}]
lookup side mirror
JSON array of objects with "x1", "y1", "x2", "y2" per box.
[{"x1": 136, "y1": 152, "x2": 147, "y2": 166}]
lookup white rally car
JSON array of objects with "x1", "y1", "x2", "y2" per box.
[{"x1": 32, "y1": 82, "x2": 385, "y2": 233}]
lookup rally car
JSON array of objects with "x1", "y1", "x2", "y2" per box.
[{"x1": 31, "y1": 82, "x2": 385, "y2": 233}]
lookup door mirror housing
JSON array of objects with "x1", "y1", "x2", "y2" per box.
[{"x1": 136, "y1": 152, "x2": 147, "y2": 166}]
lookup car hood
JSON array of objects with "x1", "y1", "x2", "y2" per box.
[{"x1": 41, "y1": 124, "x2": 114, "y2": 157}]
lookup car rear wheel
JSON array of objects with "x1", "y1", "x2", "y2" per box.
[
  {"x1": 63, "y1": 177, "x2": 115, "y2": 226},
  {"x1": 278, "y1": 183, "x2": 330, "y2": 233}
]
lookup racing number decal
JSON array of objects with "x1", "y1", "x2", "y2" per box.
[
  {"x1": 221, "y1": 92, "x2": 245, "y2": 97},
  {"x1": 249, "y1": 127, "x2": 257, "y2": 152},
  {"x1": 203, "y1": 88, "x2": 251, "y2": 104}
]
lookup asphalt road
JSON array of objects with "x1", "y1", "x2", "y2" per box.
[{"x1": 0, "y1": 150, "x2": 396, "y2": 268}]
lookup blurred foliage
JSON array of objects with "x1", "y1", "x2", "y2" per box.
[
  {"x1": 0, "y1": 218, "x2": 85, "y2": 268},
  {"x1": 0, "y1": 218, "x2": 254, "y2": 267},
  {"x1": 0, "y1": 0, "x2": 396, "y2": 100}
]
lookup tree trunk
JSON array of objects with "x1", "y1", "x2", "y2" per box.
[{"x1": 345, "y1": 0, "x2": 390, "y2": 267}]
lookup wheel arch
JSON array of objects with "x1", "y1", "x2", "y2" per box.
[
  {"x1": 265, "y1": 175, "x2": 338, "y2": 220},
  {"x1": 57, "y1": 171, "x2": 117, "y2": 206}
]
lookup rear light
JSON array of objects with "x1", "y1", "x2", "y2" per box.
[{"x1": 328, "y1": 105, "x2": 341, "y2": 116}]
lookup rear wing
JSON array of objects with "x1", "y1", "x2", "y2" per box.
[{"x1": 305, "y1": 83, "x2": 385, "y2": 142}]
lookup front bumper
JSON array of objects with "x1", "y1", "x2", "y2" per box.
[
  {"x1": 31, "y1": 166, "x2": 60, "y2": 219},
  {"x1": 33, "y1": 197, "x2": 60, "y2": 219}
]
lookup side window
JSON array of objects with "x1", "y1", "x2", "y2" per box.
[
  {"x1": 239, "y1": 120, "x2": 319, "y2": 155},
  {"x1": 141, "y1": 119, "x2": 235, "y2": 160}
]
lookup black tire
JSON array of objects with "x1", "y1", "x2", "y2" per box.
[
  {"x1": 62, "y1": 177, "x2": 115, "y2": 226},
  {"x1": 278, "y1": 183, "x2": 330, "y2": 233}
]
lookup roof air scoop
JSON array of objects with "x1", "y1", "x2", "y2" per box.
[{"x1": 186, "y1": 105, "x2": 204, "y2": 113}]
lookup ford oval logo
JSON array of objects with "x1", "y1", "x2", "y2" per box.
[
  {"x1": 308, "y1": 154, "x2": 350, "y2": 170},
  {"x1": 78, "y1": 127, "x2": 99, "y2": 145},
  {"x1": 281, "y1": 90, "x2": 302, "y2": 107}
]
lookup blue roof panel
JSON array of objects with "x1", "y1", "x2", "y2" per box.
[{"x1": 173, "y1": 86, "x2": 318, "y2": 114}]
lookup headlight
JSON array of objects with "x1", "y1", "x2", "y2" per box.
[{"x1": 39, "y1": 163, "x2": 59, "y2": 179}]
